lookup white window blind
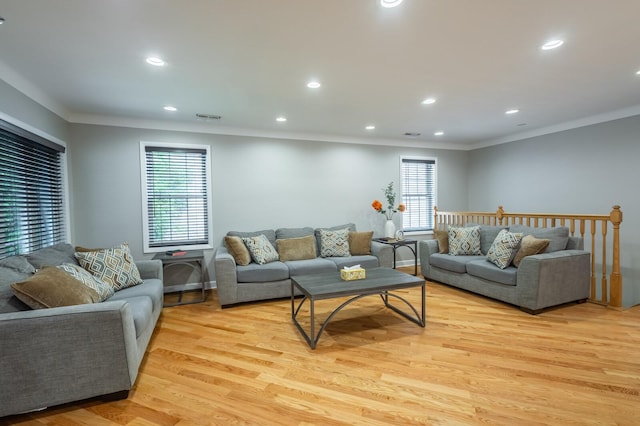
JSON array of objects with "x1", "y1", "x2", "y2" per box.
[
  {"x1": 0, "y1": 124, "x2": 66, "y2": 259},
  {"x1": 401, "y1": 157, "x2": 436, "y2": 232},
  {"x1": 142, "y1": 144, "x2": 212, "y2": 250}
]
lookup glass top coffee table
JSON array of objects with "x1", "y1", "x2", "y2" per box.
[{"x1": 291, "y1": 267, "x2": 425, "y2": 349}]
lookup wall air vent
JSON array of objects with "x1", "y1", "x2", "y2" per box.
[{"x1": 196, "y1": 113, "x2": 222, "y2": 120}]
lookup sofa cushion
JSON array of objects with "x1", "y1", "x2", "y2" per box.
[
  {"x1": 236, "y1": 261, "x2": 289, "y2": 283},
  {"x1": 512, "y1": 235, "x2": 551, "y2": 267},
  {"x1": 434, "y1": 229, "x2": 449, "y2": 254},
  {"x1": 0, "y1": 255, "x2": 37, "y2": 274},
  {"x1": 486, "y1": 230, "x2": 524, "y2": 269},
  {"x1": 228, "y1": 229, "x2": 277, "y2": 248},
  {"x1": 224, "y1": 235, "x2": 252, "y2": 266},
  {"x1": 276, "y1": 235, "x2": 317, "y2": 261},
  {"x1": 285, "y1": 258, "x2": 337, "y2": 276},
  {"x1": 11, "y1": 267, "x2": 101, "y2": 309},
  {"x1": 448, "y1": 226, "x2": 482, "y2": 255},
  {"x1": 508, "y1": 225, "x2": 569, "y2": 253},
  {"x1": 26, "y1": 243, "x2": 78, "y2": 269},
  {"x1": 242, "y1": 234, "x2": 280, "y2": 265},
  {"x1": 319, "y1": 228, "x2": 350, "y2": 257},
  {"x1": 74, "y1": 243, "x2": 144, "y2": 291},
  {"x1": 108, "y1": 279, "x2": 163, "y2": 314},
  {"x1": 348, "y1": 231, "x2": 373, "y2": 255},
  {"x1": 315, "y1": 223, "x2": 356, "y2": 253},
  {"x1": 466, "y1": 259, "x2": 517, "y2": 286},
  {"x1": 329, "y1": 255, "x2": 380, "y2": 270},
  {"x1": 56, "y1": 263, "x2": 115, "y2": 301},
  {"x1": 275, "y1": 227, "x2": 314, "y2": 240},
  {"x1": 429, "y1": 253, "x2": 485, "y2": 273}
]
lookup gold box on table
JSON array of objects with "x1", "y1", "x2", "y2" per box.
[{"x1": 340, "y1": 268, "x2": 366, "y2": 281}]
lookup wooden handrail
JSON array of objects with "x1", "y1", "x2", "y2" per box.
[{"x1": 433, "y1": 205, "x2": 623, "y2": 308}]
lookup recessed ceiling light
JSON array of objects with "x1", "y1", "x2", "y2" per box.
[
  {"x1": 365, "y1": 125, "x2": 376, "y2": 130},
  {"x1": 434, "y1": 131, "x2": 444, "y2": 136},
  {"x1": 541, "y1": 39, "x2": 564, "y2": 50},
  {"x1": 636, "y1": 69, "x2": 640, "y2": 76},
  {"x1": 505, "y1": 109, "x2": 520, "y2": 115},
  {"x1": 276, "y1": 116, "x2": 287, "y2": 122},
  {"x1": 307, "y1": 81, "x2": 321, "y2": 89},
  {"x1": 421, "y1": 97, "x2": 437, "y2": 105},
  {"x1": 381, "y1": 0, "x2": 403, "y2": 7},
  {"x1": 163, "y1": 106, "x2": 177, "y2": 112},
  {"x1": 146, "y1": 56, "x2": 166, "y2": 66}
]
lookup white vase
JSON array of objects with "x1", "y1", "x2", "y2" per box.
[{"x1": 384, "y1": 219, "x2": 396, "y2": 239}]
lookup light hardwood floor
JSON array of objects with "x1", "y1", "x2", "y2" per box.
[{"x1": 5, "y1": 269, "x2": 640, "y2": 425}]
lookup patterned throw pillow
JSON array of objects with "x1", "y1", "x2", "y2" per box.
[
  {"x1": 57, "y1": 263, "x2": 115, "y2": 301},
  {"x1": 448, "y1": 226, "x2": 482, "y2": 256},
  {"x1": 319, "y1": 228, "x2": 350, "y2": 257},
  {"x1": 486, "y1": 229, "x2": 524, "y2": 269},
  {"x1": 242, "y1": 234, "x2": 280, "y2": 265},
  {"x1": 74, "y1": 243, "x2": 143, "y2": 291}
]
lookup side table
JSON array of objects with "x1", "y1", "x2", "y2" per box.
[
  {"x1": 152, "y1": 250, "x2": 207, "y2": 306},
  {"x1": 373, "y1": 238, "x2": 418, "y2": 275}
]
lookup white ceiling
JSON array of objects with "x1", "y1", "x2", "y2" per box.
[{"x1": 1, "y1": 0, "x2": 640, "y2": 149}]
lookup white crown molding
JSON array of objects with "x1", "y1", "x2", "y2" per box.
[
  {"x1": 472, "y1": 104, "x2": 640, "y2": 150},
  {"x1": 68, "y1": 113, "x2": 466, "y2": 150},
  {"x1": 0, "y1": 59, "x2": 70, "y2": 120}
]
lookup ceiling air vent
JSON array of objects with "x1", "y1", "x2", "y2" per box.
[
  {"x1": 196, "y1": 113, "x2": 222, "y2": 120},
  {"x1": 404, "y1": 132, "x2": 421, "y2": 137}
]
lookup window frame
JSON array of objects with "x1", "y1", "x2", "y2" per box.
[
  {"x1": 140, "y1": 141, "x2": 214, "y2": 253},
  {"x1": 399, "y1": 155, "x2": 438, "y2": 234}
]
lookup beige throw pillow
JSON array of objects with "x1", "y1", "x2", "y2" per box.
[
  {"x1": 349, "y1": 231, "x2": 373, "y2": 255},
  {"x1": 225, "y1": 235, "x2": 252, "y2": 266},
  {"x1": 11, "y1": 267, "x2": 101, "y2": 309},
  {"x1": 276, "y1": 235, "x2": 317, "y2": 261},
  {"x1": 434, "y1": 229, "x2": 449, "y2": 254},
  {"x1": 512, "y1": 235, "x2": 551, "y2": 267}
]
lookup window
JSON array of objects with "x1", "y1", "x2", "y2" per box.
[
  {"x1": 0, "y1": 120, "x2": 66, "y2": 259},
  {"x1": 141, "y1": 142, "x2": 212, "y2": 252},
  {"x1": 400, "y1": 157, "x2": 437, "y2": 232}
]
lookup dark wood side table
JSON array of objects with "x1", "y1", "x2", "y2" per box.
[
  {"x1": 152, "y1": 250, "x2": 207, "y2": 306},
  {"x1": 373, "y1": 238, "x2": 418, "y2": 275}
]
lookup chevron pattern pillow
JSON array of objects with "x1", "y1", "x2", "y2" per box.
[
  {"x1": 448, "y1": 226, "x2": 482, "y2": 255},
  {"x1": 242, "y1": 234, "x2": 279, "y2": 265},
  {"x1": 74, "y1": 243, "x2": 143, "y2": 291},
  {"x1": 486, "y1": 229, "x2": 524, "y2": 269},
  {"x1": 319, "y1": 228, "x2": 350, "y2": 257},
  {"x1": 57, "y1": 263, "x2": 115, "y2": 301}
]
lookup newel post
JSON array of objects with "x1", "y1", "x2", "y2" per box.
[
  {"x1": 434, "y1": 206, "x2": 439, "y2": 230},
  {"x1": 609, "y1": 205, "x2": 623, "y2": 307},
  {"x1": 496, "y1": 206, "x2": 505, "y2": 226}
]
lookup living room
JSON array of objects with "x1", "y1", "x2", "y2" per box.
[{"x1": 1, "y1": 1, "x2": 640, "y2": 424}]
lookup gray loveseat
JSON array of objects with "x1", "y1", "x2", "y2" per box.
[
  {"x1": 214, "y1": 224, "x2": 393, "y2": 307},
  {"x1": 419, "y1": 225, "x2": 591, "y2": 314},
  {"x1": 0, "y1": 243, "x2": 163, "y2": 417}
]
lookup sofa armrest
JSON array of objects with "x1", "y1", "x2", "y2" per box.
[
  {"x1": 136, "y1": 259, "x2": 163, "y2": 280},
  {"x1": 371, "y1": 241, "x2": 393, "y2": 268},
  {"x1": 516, "y1": 250, "x2": 591, "y2": 311},
  {"x1": 0, "y1": 301, "x2": 138, "y2": 417},
  {"x1": 214, "y1": 246, "x2": 239, "y2": 307},
  {"x1": 418, "y1": 239, "x2": 439, "y2": 279}
]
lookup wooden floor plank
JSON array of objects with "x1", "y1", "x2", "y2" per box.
[{"x1": 5, "y1": 269, "x2": 640, "y2": 425}]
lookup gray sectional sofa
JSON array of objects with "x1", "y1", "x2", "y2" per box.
[
  {"x1": 214, "y1": 224, "x2": 393, "y2": 307},
  {"x1": 0, "y1": 243, "x2": 163, "y2": 417},
  {"x1": 419, "y1": 225, "x2": 591, "y2": 313}
]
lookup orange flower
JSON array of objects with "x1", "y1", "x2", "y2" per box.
[
  {"x1": 371, "y1": 200, "x2": 383, "y2": 211},
  {"x1": 398, "y1": 203, "x2": 406, "y2": 212}
]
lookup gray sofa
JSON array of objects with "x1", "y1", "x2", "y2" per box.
[
  {"x1": 0, "y1": 243, "x2": 163, "y2": 417},
  {"x1": 419, "y1": 225, "x2": 591, "y2": 314},
  {"x1": 214, "y1": 224, "x2": 393, "y2": 307}
]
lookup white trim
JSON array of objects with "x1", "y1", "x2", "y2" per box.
[{"x1": 139, "y1": 141, "x2": 214, "y2": 253}]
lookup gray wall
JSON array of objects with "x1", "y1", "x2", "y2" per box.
[
  {"x1": 68, "y1": 124, "x2": 469, "y2": 281},
  {"x1": 468, "y1": 115, "x2": 640, "y2": 307}
]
